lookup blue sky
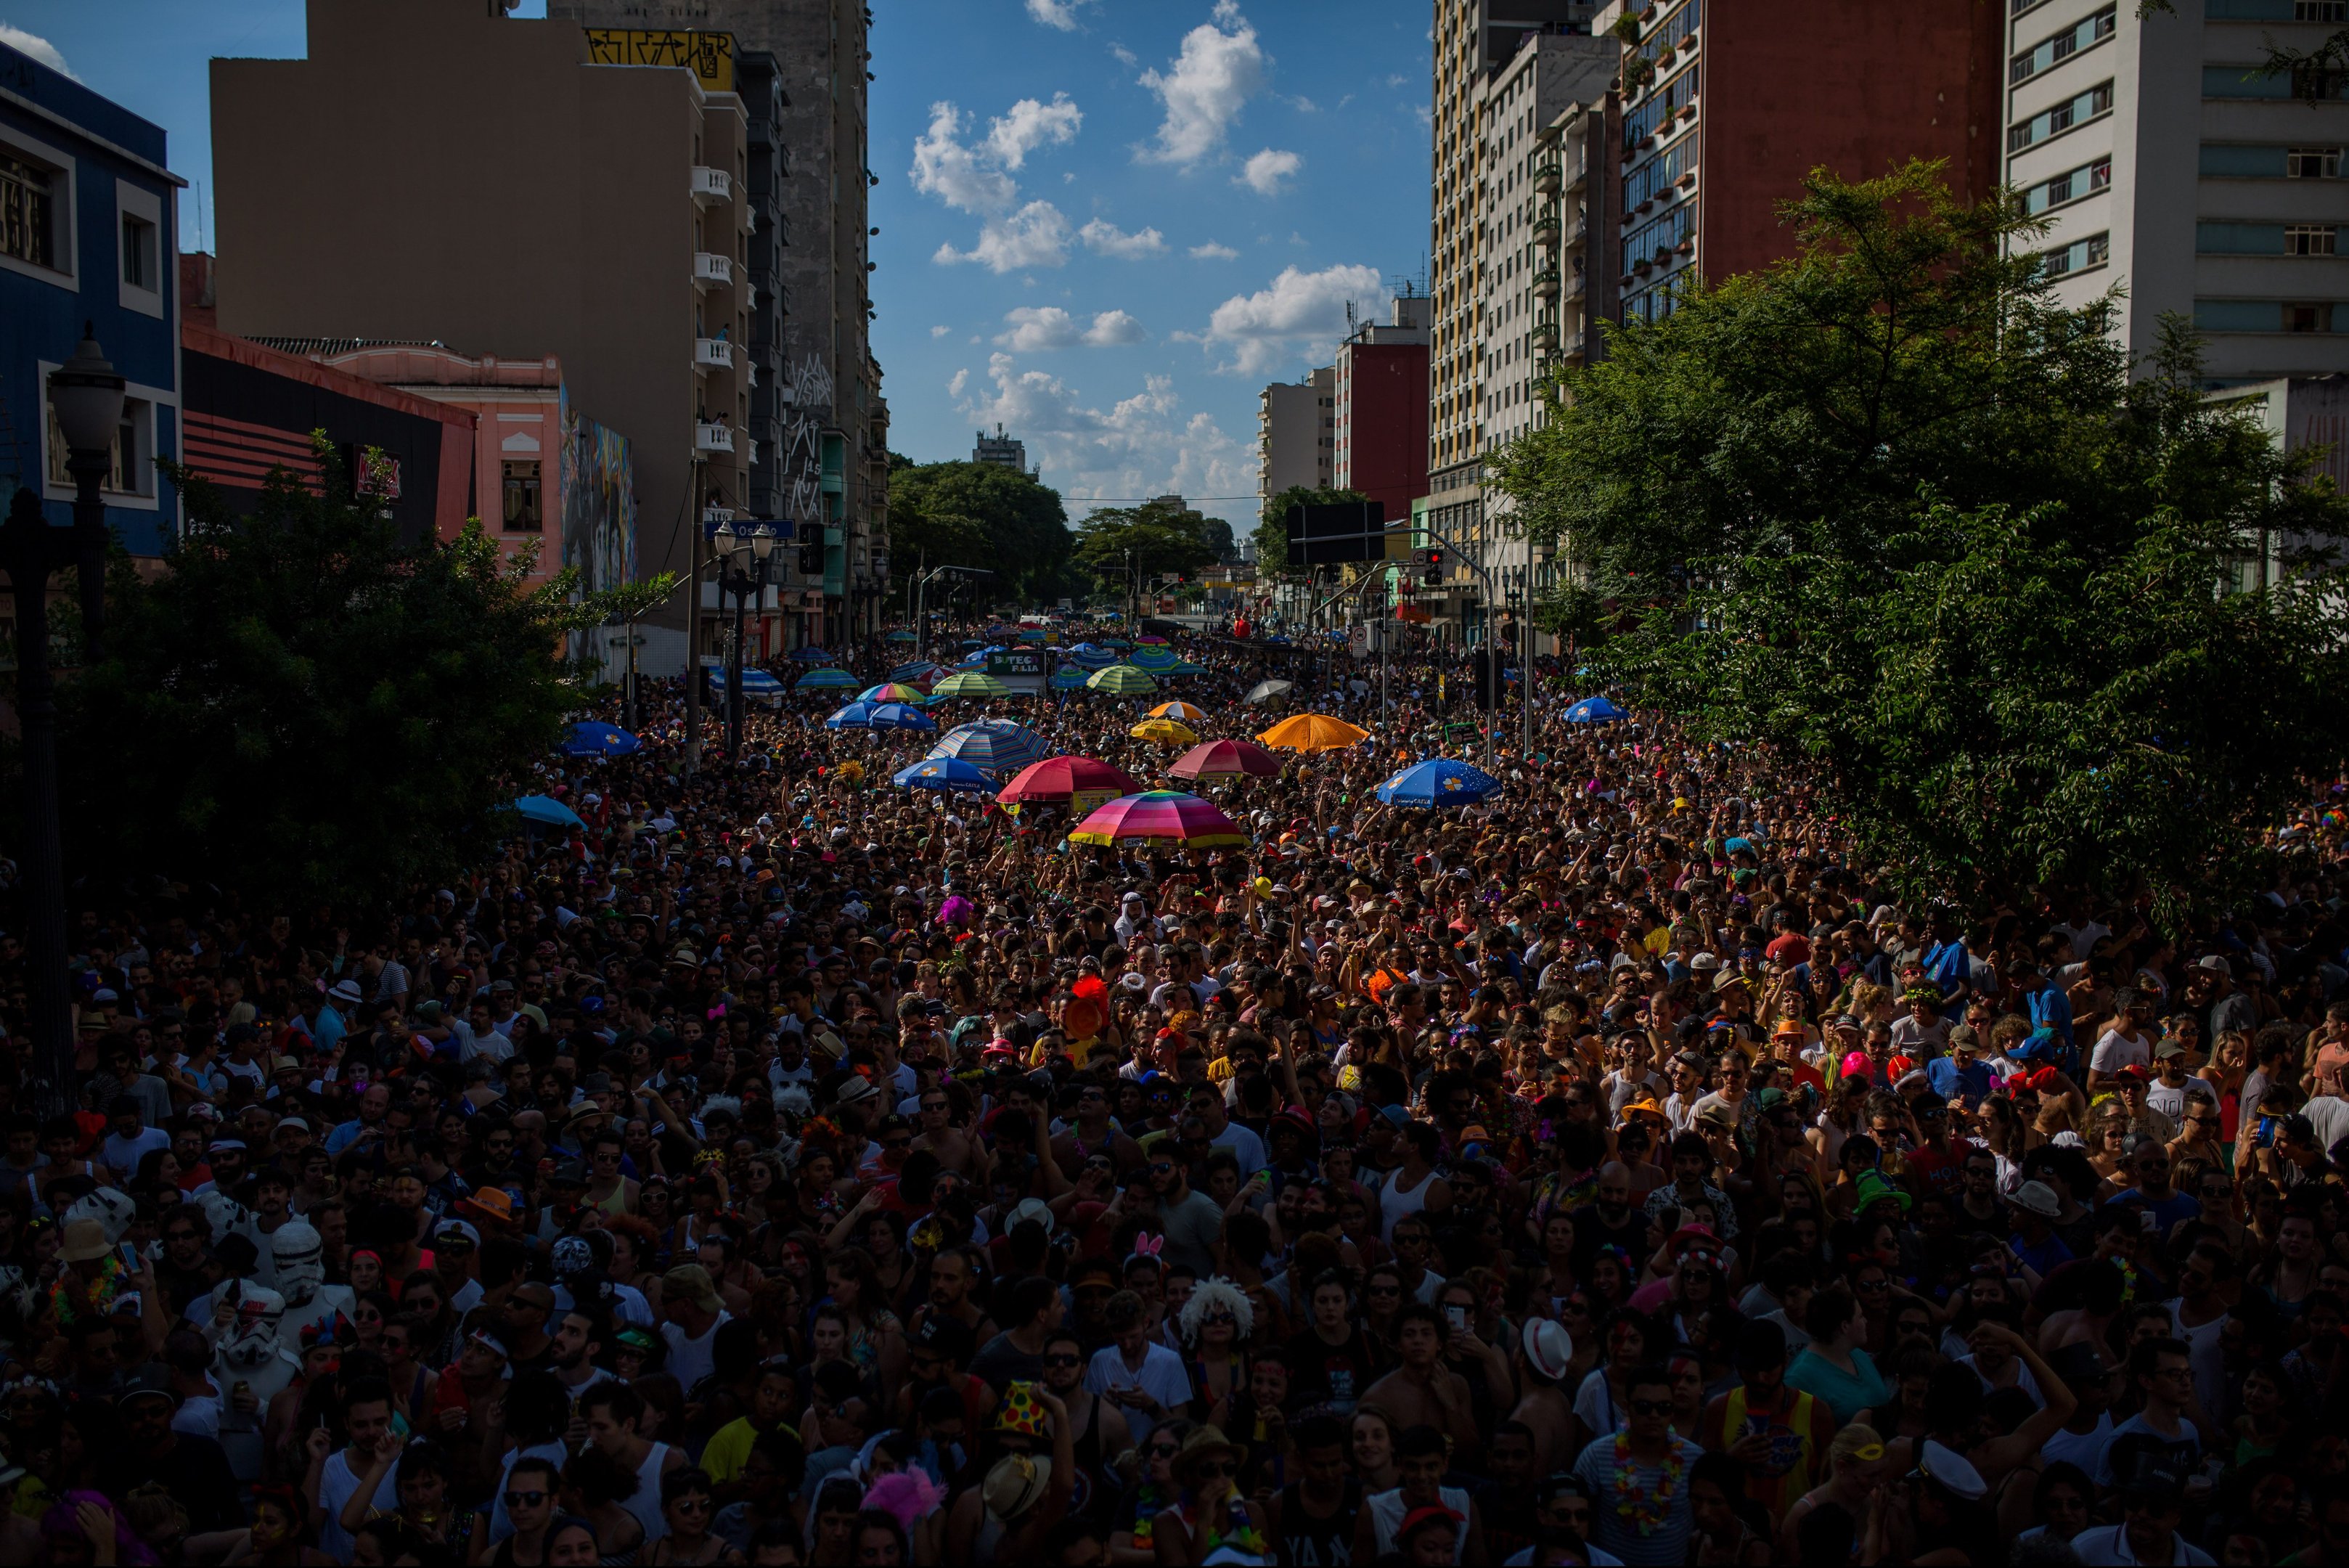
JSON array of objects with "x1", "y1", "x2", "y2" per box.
[{"x1": 3, "y1": 0, "x2": 1433, "y2": 528}]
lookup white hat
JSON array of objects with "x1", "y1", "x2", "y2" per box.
[
  {"x1": 1010, "y1": 1197, "x2": 1054, "y2": 1233},
  {"x1": 1521, "y1": 1318, "x2": 1574, "y2": 1383},
  {"x1": 2007, "y1": 1180, "x2": 2062, "y2": 1220},
  {"x1": 327, "y1": 979, "x2": 364, "y2": 1005},
  {"x1": 1916, "y1": 1439, "x2": 1988, "y2": 1501}
]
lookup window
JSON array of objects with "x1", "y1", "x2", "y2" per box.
[
  {"x1": 2288, "y1": 222, "x2": 2338, "y2": 253},
  {"x1": 46, "y1": 395, "x2": 154, "y2": 498},
  {"x1": 2040, "y1": 232, "x2": 2110, "y2": 278},
  {"x1": 2009, "y1": 81, "x2": 2114, "y2": 151},
  {"x1": 502, "y1": 460, "x2": 542, "y2": 532},
  {"x1": 2300, "y1": 0, "x2": 2348, "y2": 19},
  {"x1": 120, "y1": 211, "x2": 155, "y2": 290},
  {"x1": 2199, "y1": 221, "x2": 2287, "y2": 252},
  {"x1": 2205, "y1": 62, "x2": 2299, "y2": 97},
  {"x1": 2290, "y1": 145, "x2": 2343, "y2": 177},
  {"x1": 2289, "y1": 302, "x2": 2335, "y2": 331},
  {"x1": 1, "y1": 150, "x2": 57, "y2": 270},
  {"x1": 2193, "y1": 298, "x2": 2340, "y2": 332},
  {"x1": 2012, "y1": 7, "x2": 2115, "y2": 84},
  {"x1": 2022, "y1": 156, "x2": 2112, "y2": 213}
]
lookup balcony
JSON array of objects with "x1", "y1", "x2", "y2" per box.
[
  {"x1": 1564, "y1": 213, "x2": 1587, "y2": 249},
  {"x1": 695, "y1": 337, "x2": 735, "y2": 372},
  {"x1": 1567, "y1": 160, "x2": 1588, "y2": 194},
  {"x1": 695, "y1": 422, "x2": 736, "y2": 455},
  {"x1": 1534, "y1": 158, "x2": 1560, "y2": 193},
  {"x1": 1532, "y1": 214, "x2": 1560, "y2": 253},
  {"x1": 690, "y1": 166, "x2": 732, "y2": 206},
  {"x1": 693, "y1": 252, "x2": 735, "y2": 290},
  {"x1": 1565, "y1": 270, "x2": 1587, "y2": 304},
  {"x1": 1532, "y1": 267, "x2": 1560, "y2": 299}
]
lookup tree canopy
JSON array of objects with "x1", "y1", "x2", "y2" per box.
[
  {"x1": 1254, "y1": 484, "x2": 1370, "y2": 575},
  {"x1": 59, "y1": 446, "x2": 639, "y2": 912},
  {"x1": 1492, "y1": 162, "x2": 2349, "y2": 924},
  {"x1": 1071, "y1": 497, "x2": 1224, "y2": 597},
  {"x1": 888, "y1": 461, "x2": 1071, "y2": 603}
]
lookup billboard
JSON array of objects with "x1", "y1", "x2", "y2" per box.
[
  {"x1": 984, "y1": 648, "x2": 1046, "y2": 695},
  {"x1": 1290, "y1": 499, "x2": 1389, "y2": 566}
]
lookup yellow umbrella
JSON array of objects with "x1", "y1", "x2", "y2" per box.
[
  {"x1": 1148, "y1": 701, "x2": 1210, "y2": 722},
  {"x1": 1257, "y1": 712, "x2": 1373, "y2": 752},
  {"x1": 1131, "y1": 719, "x2": 1198, "y2": 746}
]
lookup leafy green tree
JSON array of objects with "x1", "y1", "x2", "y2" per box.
[
  {"x1": 888, "y1": 461, "x2": 1071, "y2": 602},
  {"x1": 1071, "y1": 498, "x2": 1222, "y2": 597},
  {"x1": 1493, "y1": 163, "x2": 2349, "y2": 923},
  {"x1": 1254, "y1": 484, "x2": 1369, "y2": 574},
  {"x1": 60, "y1": 445, "x2": 639, "y2": 912}
]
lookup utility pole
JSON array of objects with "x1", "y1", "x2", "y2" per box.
[
  {"x1": 682, "y1": 458, "x2": 706, "y2": 772},
  {"x1": 1522, "y1": 530, "x2": 1537, "y2": 758}
]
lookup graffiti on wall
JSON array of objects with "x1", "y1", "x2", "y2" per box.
[
  {"x1": 778, "y1": 348, "x2": 833, "y2": 533},
  {"x1": 582, "y1": 29, "x2": 735, "y2": 92},
  {"x1": 560, "y1": 391, "x2": 636, "y2": 600}
]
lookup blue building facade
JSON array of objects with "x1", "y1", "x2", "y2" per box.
[{"x1": 0, "y1": 40, "x2": 182, "y2": 555}]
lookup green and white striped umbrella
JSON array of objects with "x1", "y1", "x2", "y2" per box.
[{"x1": 1087, "y1": 663, "x2": 1159, "y2": 695}]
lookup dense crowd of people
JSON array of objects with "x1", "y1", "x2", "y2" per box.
[{"x1": 1, "y1": 613, "x2": 2346, "y2": 1568}]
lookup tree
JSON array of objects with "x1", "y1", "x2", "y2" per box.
[
  {"x1": 888, "y1": 461, "x2": 1071, "y2": 603},
  {"x1": 59, "y1": 444, "x2": 638, "y2": 912},
  {"x1": 1255, "y1": 484, "x2": 1370, "y2": 575},
  {"x1": 1492, "y1": 163, "x2": 2349, "y2": 924},
  {"x1": 1071, "y1": 498, "x2": 1222, "y2": 599}
]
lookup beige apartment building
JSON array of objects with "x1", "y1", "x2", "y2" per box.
[{"x1": 211, "y1": 0, "x2": 785, "y2": 669}]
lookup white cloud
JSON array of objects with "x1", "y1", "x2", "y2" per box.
[
  {"x1": 993, "y1": 306, "x2": 1148, "y2": 350},
  {"x1": 930, "y1": 324, "x2": 952, "y2": 338},
  {"x1": 1235, "y1": 147, "x2": 1300, "y2": 195},
  {"x1": 1110, "y1": 42, "x2": 1138, "y2": 67},
  {"x1": 1385, "y1": 73, "x2": 1409, "y2": 88},
  {"x1": 1189, "y1": 241, "x2": 1241, "y2": 260},
  {"x1": 955, "y1": 353, "x2": 1254, "y2": 526},
  {"x1": 1135, "y1": 5, "x2": 1264, "y2": 167},
  {"x1": 0, "y1": 24, "x2": 73, "y2": 79},
  {"x1": 934, "y1": 201, "x2": 1074, "y2": 272},
  {"x1": 1204, "y1": 262, "x2": 1384, "y2": 375},
  {"x1": 986, "y1": 94, "x2": 1083, "y2": 170},
  {"x1": 911, "y1": 102, "x2": 1017, "y2": 214},
  {"x1": 948, "y1": 368, "x2": 971, "y2": 398},
  {"x1": 1079, "y1": 219, "x2": 1167, "y2": 258},
  {"x1": 1026, "y1": 0, "x2": 1092, "y2": 29},
  {"x1": 1084, "y1": 309, "x2": 1148, "y2": 346}
]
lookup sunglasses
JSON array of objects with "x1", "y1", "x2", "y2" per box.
[
  {"x1": 1042, "y1": 1353, "x2": 1082, "y2": 1368},
  {"x1": 1628, "y1": 1399, "x2": 1670, "y2": 1416},
  {"x1": 504, "y1": 1490, "x2": 550, "y2": 1509}
]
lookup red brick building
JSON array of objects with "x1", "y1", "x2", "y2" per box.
[{"x1": 1333, "y1": 292, "x2": 1432, "y2": 531}]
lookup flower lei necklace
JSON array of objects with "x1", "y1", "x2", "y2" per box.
[
  {"x1": 52, "y1": 1257, "x2": 126, "y2": 1327},
  {"x1": 1609, "y1": 1432, "x2": 1686, "y2": 1536}
]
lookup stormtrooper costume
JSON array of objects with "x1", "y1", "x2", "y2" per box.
[
  {"x1": 271, "y1": 1221, "x2": 355, "y2": 1342},
  {"x1": 208, "y1": 1281, "x2": 299, "y2": 1483}
]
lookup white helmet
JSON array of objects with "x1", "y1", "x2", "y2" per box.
[
  {"x1": 65, "y1": 1188, "x2": 136, "y2": 1244},
  {"x1": 214, "y1": 1281, "x2": 287, "y2": 1371},
  {"x1": 198, "y1": 1190, "x2": 253, "y2": 1241},
  {"x1": 271, "y1": 1221, "x2": 325, "y2": 1309}
]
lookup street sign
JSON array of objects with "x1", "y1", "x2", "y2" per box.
[{"x1": 1290, "y1": 500, "x2": 1389, "y2": 566}]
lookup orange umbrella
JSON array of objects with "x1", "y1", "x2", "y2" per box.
[{"x1": 1257, "y1": 713, "x2": 1372, "y2": 752}]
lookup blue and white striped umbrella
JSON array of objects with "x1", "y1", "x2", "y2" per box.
[
  {"x1": 926, "y1": 719, "x2": 1052, "y2": 777},
  {"x1": 796, "y1": 666, "x2": 860, "y2": 690},
  {"x1": 1050, "y1": 665, "x2": 1092, "y2": 691},
  {"x1": 1127, "y1": 644, "x2": 1180, "y2": 671}
]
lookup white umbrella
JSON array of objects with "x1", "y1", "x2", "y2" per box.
[{"x1": 1245, "y1": 679, "x2": 1294, "y2": 704}]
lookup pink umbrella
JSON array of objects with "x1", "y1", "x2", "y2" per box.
[
  {"x1": 1168, "y1": 739, "x2": 1282, "y2": 782},
  {"x1": 997, "y1": 755, "x2": 1144, "y2": 804},
  {"x1": 1066, "y1": 791, "x2": 1249, "y2": 849}
]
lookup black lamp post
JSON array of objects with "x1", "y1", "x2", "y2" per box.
[
  {"x1": 7, "y1": 326, "x2": 125, "y2": 1116},
  {"x1": 713, "y1": 520, "x2": 777, "y2": 761}
]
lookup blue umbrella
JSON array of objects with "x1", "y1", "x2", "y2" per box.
[
  {"x1": 1376, "y1": 759, "x2": 1505, "y2": 808},
  {"x1": 888, "y1": 661, "x2": 947, "y2": 683},
  {"x1": 1565, "y1": 696, "x2": 1629, "y2": 724},
  {"x1": 1128, "y1": 645, "x2": 1179, "y2": 671},
  {"x1": 713, "y1": 667, "x2": 787, "y2": 696},
  {"x1": 1050, "y1": 665, "x2": 1090, "y2": 691},
  {"x1": 868, "y1": 702, "x2": 938, "y2": 732},
  {"x1": 825, "y1": 702, "x2": 879, "y2": 730},
  {"x1": 886, "y1": 629, "x2": 916, "y2": 642},
  {"x1": 928, "y1": 719, "x2": 1052, "y2": 777},
  {"x1": 790, "y1": 645, "x2": 836, "y2": 663},
  {"x1": 562, "y1": 721, "x2": 642, "y2": 759},
  {"x1": 796, "y1": 666, "x2": 860, "y2": 690},
  {"x1": 512, "y1": 794, "x2": 584, "y2": 828},
  {"x1": 894, "y1": 756, "x2": 998, "y2": 795}
]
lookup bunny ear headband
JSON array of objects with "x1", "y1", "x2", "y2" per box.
[{"x1": 1129, "y1": 1233, "x2": 1164, "y2": 1260}]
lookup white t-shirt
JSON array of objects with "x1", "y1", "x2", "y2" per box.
[
  {"x1": 2089, "y1": 1030, "x2": 2152, "y2": 1078},
  {"x1": 1082, "y1": 1341, "x2": 1192, "y2": 1446},
  {"x1": 2303, "y1": 1093, "x2": 2349, "y2": 1153},
  {"x1": 2069, "y1": 1524, "x2": 2215, "y2": 1567},
  {"x1": 1209, "y1": 1120, "x2": 1267, "y2": 1177},
  {"x1": 316, "y1": 1447, "x2": 400, "y2": 1560},
  {"x1": 661, "y1": 1309, "x2": 733, "y2": 1395}
]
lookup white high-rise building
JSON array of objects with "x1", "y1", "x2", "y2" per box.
[{"x1": 2009, "y1": 0, "x2": 2349, "y2": 384}]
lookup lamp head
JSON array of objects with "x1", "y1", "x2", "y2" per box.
[
  {"x1": 751, "y1": 525, "x2": 777, "y2": 562},
  {"x1": 49, "y1": 324, "x2": 126, "y2": 457}
]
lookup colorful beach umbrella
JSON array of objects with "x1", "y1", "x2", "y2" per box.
[
  {"x1": 858, "y1": 683, "x2": 929, "y2": 706},
  {"x1": 928, "y1": 719, "x2": 1052, "y2": 776},
  {"x1": 1148, "y1": 701, "x2": 1210, "y2": 722},
  {"x1": 1050, "y1": 665, "x2": 1091, "y2": 691},
  {"x1": 893, "y1": 756, "x2": 997, "y2": 795},
  {"x1": 1067, "y1": 791, "x2": 1249, "y2": 849},
  {"x1": 1131, "y1": 719, "x2": 1198, "y2": 747},
  {"x1": 1257, "y1": 713, "x2": 1372, "y2": 751},
  {"x1": 1127, "y1": 645, "x2": 1180, "y2": 672},
  {"x1": 1168, "y1": 739, "x2": 1282, "y2": 782},
  {"x1": 932, "y1": 671, "x2": 1010, "y2": 699},
  {"x1": 996, "y1": 755, "x2": 1143, "y2": 805},
  {"x1": 1087, "y1": 664, "x2": 1158, "y2": 695},
  {"x1": 1376, "y1": 758, "x2": 1504, "y2": 807},
  {"x1": 796, "y1": 666, "x2": 859, "y2": 690}
]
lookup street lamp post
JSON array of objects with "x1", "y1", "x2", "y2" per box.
[
  {"x1": 711, "y1": 520, "x2": 777, "y2": 761},
  {"x1": 7, "y1": 327, "x2": 126, "y2": 1116}
]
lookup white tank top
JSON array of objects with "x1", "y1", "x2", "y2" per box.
[
  {"x1": 1380, "y1": 1165, "x2": 1436, "y2": 1241},
  {"x1": 621, "y1": 1442, "x2": 671, "y2": 1544}
]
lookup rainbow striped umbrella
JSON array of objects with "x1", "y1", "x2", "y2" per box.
[
  {"x1": 1068, "y1": 791, "x2": 1250, "y2": 849},
  {"x1": 858, "y1": 682, "x2": 930, "y2": 706}
]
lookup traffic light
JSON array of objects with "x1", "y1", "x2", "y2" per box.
[
  {"x1": 1412, "y1": 547, "x2": 1445, "y2": 588},
  {"x1": 796, "y1": 520, "x2": 823, "y2": 576},
  {"x1": 1472, "y1": 646, "x2": 1501, "y2": 711}
]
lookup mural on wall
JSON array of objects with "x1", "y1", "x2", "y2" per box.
[
  {"x1": 560, "y1": 390, "x2": 636, "y2": 600},
  {"x1": 780, "y1": 348, "x2": 833, "y2": 530}
]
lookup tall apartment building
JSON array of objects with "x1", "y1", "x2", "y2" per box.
[
  {"x1": 1256, "y1": 367, "x2": 1336, "y2": 515},
  {"x1": 2004, "y1": 1, "x2": 2349, "y2": 385},
  {"x1": 1532, "y1": 94, "x2": 1622, "y2": 380},
  {"x1": 973, "y1": 423, "x2": 1029, "y2": 470},
  {"x1": 553, "y1": 0, "x2": 891, "y2": 639},
  {"x1": 1333, "y1": 293, "x2": 1432, "y2": 529},
  {"x1": 212, "y1": 0, "x2": 774, "y2": 667}
]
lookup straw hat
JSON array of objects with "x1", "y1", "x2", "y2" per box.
[
  {"x1": 1170, "y1": 1424, "x2": 1243, "y2": 1484},
  {"x1": 982, "y1": 1453, "x2": 1053, "y2": 1519}
]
